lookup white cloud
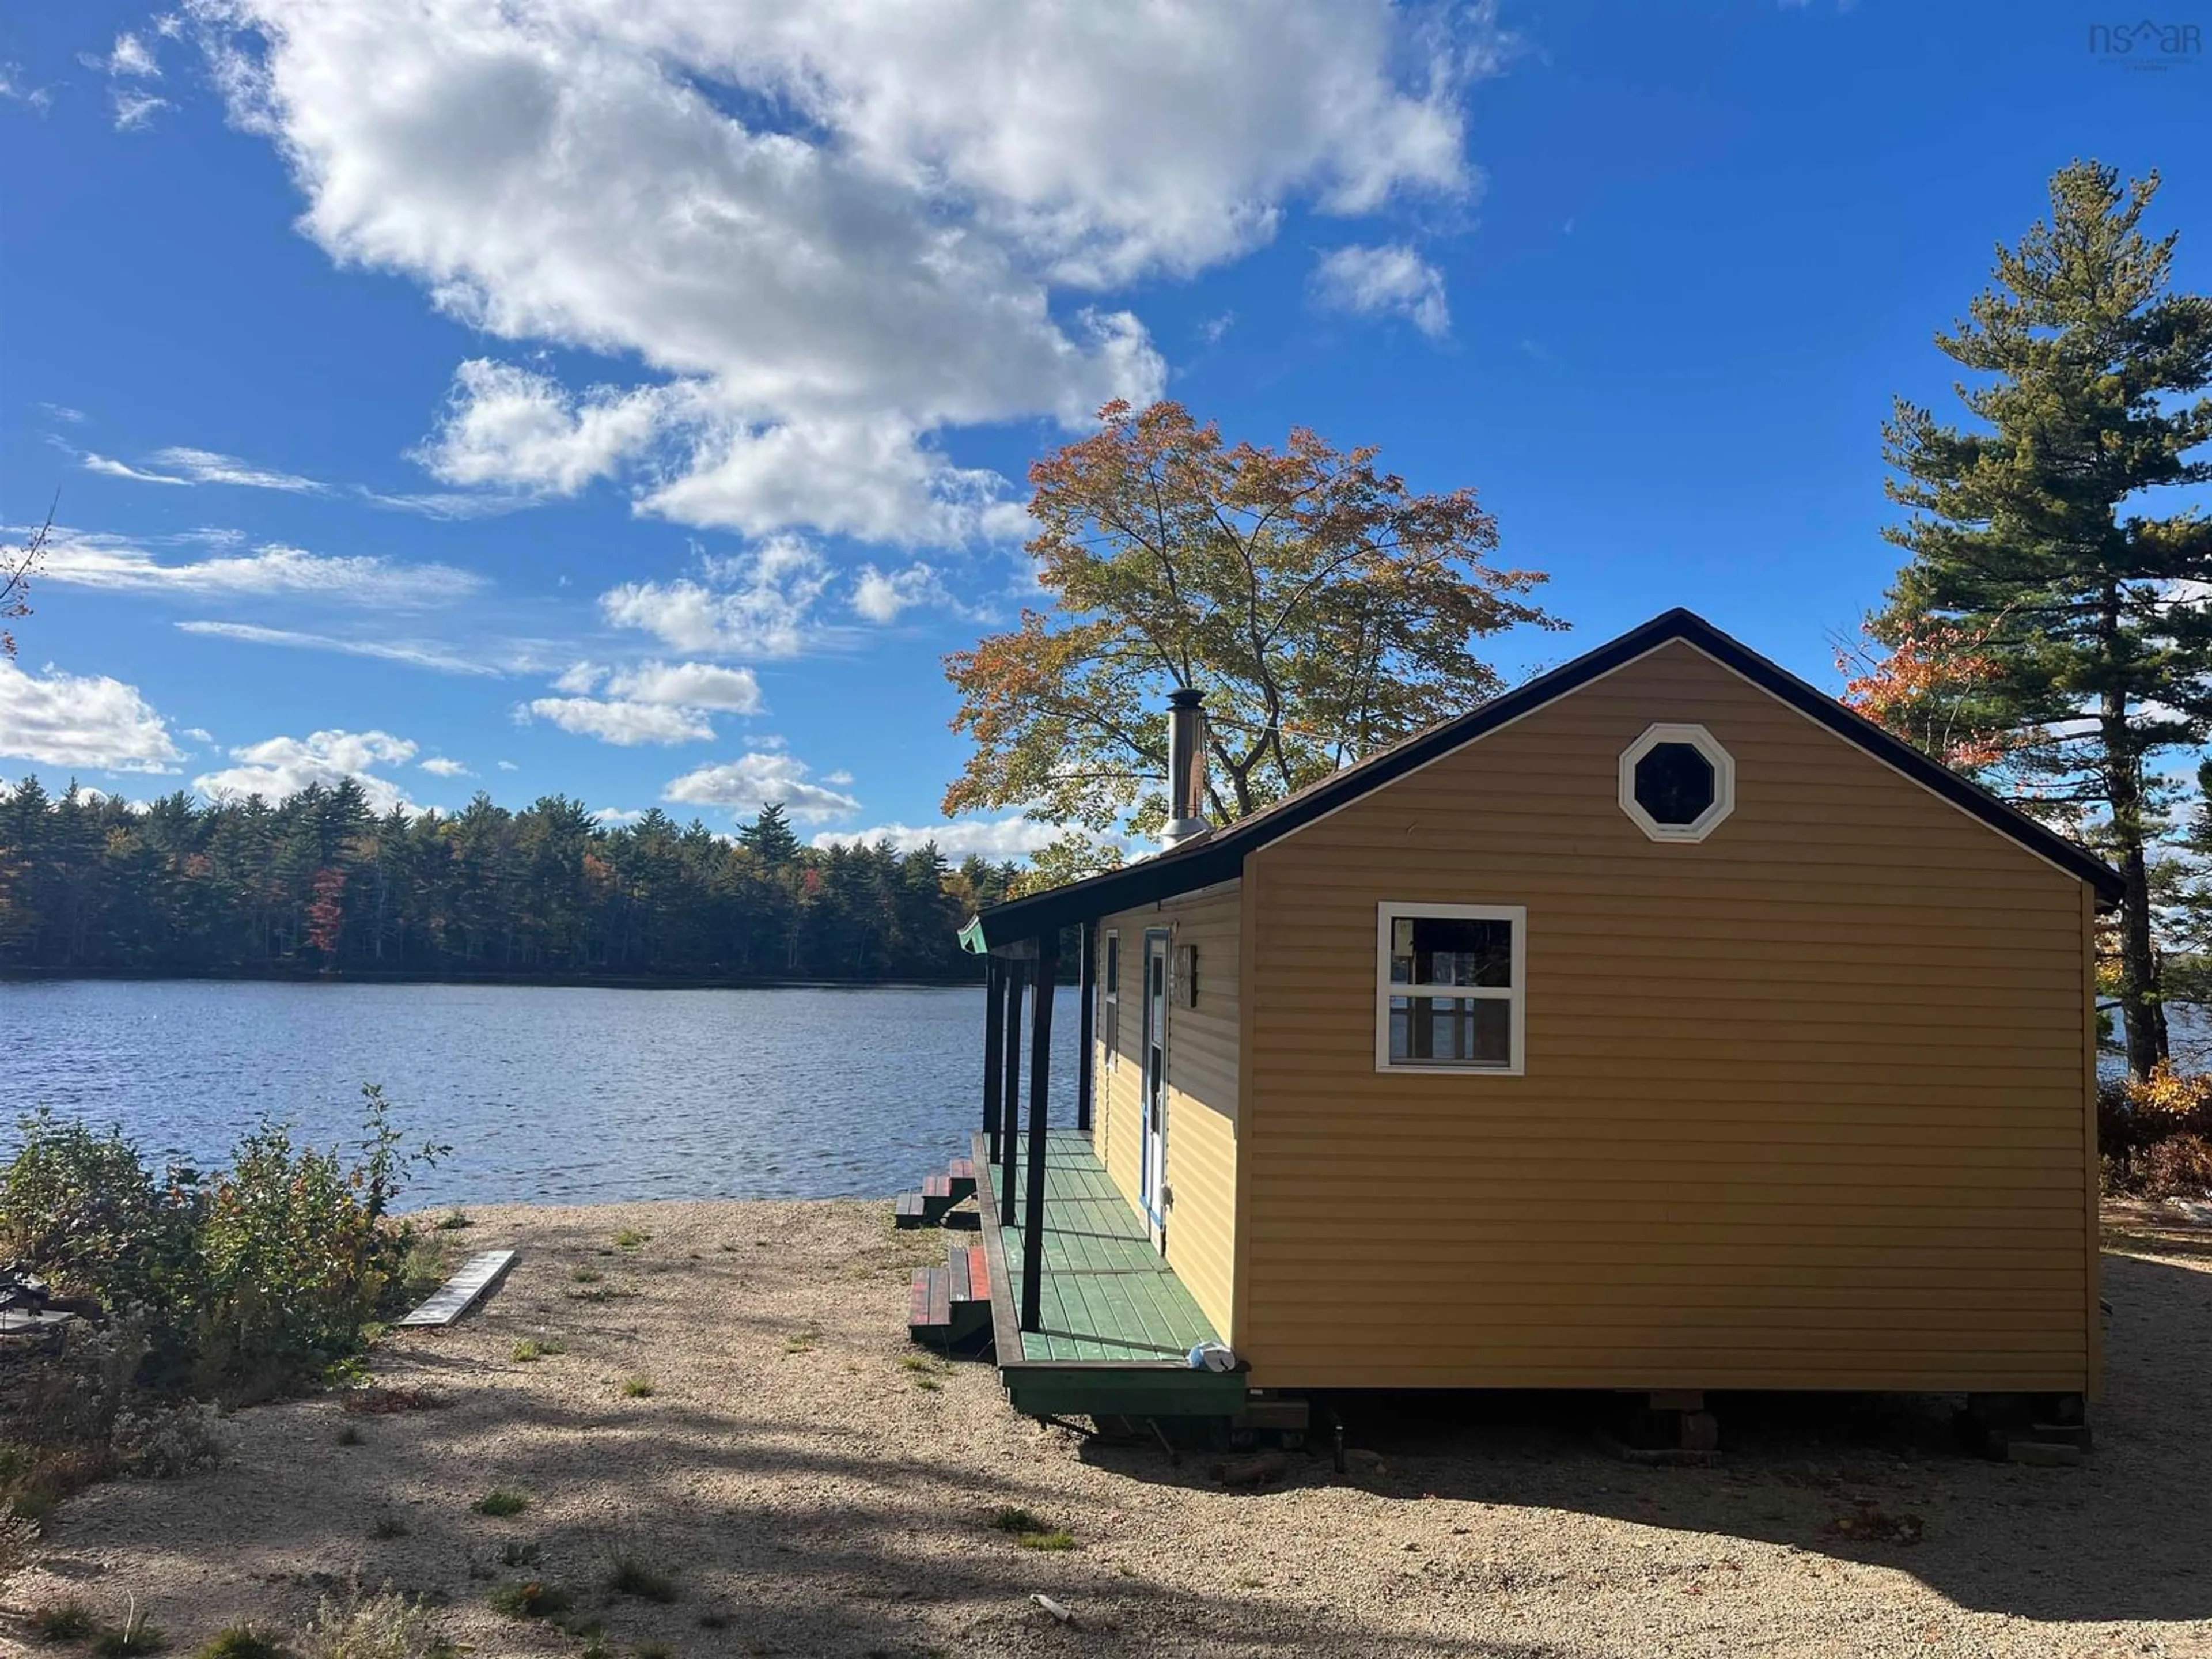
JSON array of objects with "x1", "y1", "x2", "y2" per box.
[
  {"x1": 183, "y1": 726, "x2": 215, "y2": 743},
  {"x1": 497, "y1": 760, "x2": 520, "y2": 771},
  {"x1": 813, "y1": 816, "x2": 1063, "y2": 859},
  {"x1": 150, "y1": 446, "x2": 323, "y2": 493},
  {"x1": 83, "y1": 453, "x2": 191, "y2": 485},
  {"x1": 0, "y1": 660, "x2": 183, "y2": 774},
  {"x1": 112, "y1": 89, "x2": 173, "y2": 131},
  {"x1": 552, "y1": 661, "x2": 605, "y2": 694},
  {"x1": 524, "y1": 698, "x2": 715, "y2": 747},
  {"x1": 177, "y1": 620, "x2": 500, "y2": 677},
  {"x1": 108, "y1": 33, "x2": 162, "y2": 78},
  {"x1": 600, "y1": 538, "x2": 830, "y2": 657},
  {"x1": 40, "y1": 527, "x2": 480, "y2": 606},
  {"x1": 664, "y1": 751, "x2": 859, "y2": 823},
  {"x1": 852, "y1": 560, "x2": 956, "y2": 624},
  {"x1": 592, "y1": 806, "x2": 646, "y2": 826},
  {"x1": 196, "y1": 729, "x2": 418, "y2": 811},
  {"x1": 1, "y1": 66, "x2": 52, "y2": 112},
  {"x1": 1311, "y1": 243, "x2": 1451, "y2": 338},
  {"x1": 192, "y1": 0, "x2": 1496, "y2": 545},
  {"x1": 419, "y1": 756, "x2": 472, "y2": 777},
  {"x1": 415, "y1": 359, "x2": 674, "y2": 496},
  {"x1": 604, "y1": 661, "x2": 763, "y2": 713},
  {"x1": 40, "y1": 403, "x2": 87, "y2": 423}
]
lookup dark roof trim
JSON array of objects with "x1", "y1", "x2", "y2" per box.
[{"x1": 960, "y1": 607, "x2": 2123, "y2": 948}]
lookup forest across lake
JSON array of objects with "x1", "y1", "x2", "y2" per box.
[{"x1": 0, "y1": 779, "x2": 1026, "y2": 983}]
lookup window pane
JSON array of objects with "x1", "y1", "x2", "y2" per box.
[
  {"x1": 1105, "y1": 935, "x2": 1119, "y2": 994},
  {"x1": 1388, "y1": 995, "x2": 1510, "y2": 1066},
  {"x1": 1633, "y1": 742, "x2": 1716, "y2": 825},
  {"x1": 1389, "y1": 915, "x2": 1511, "y2": 988}
]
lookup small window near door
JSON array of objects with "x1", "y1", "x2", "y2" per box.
[
  {"x1": 1102, "y1": 929, "x2": 1120, "y2": 1066},
  {"x1": 1376, "y1": 903, "x2": 1525, "y2": 1074}
]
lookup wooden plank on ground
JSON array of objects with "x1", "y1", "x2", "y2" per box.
[{"x1": 396, "y1": 1249, "x2": 518, "y2": 1328}]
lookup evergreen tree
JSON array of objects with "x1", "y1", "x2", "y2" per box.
[
  {"x1": 1878, "y1": 160, "x2": 2212, "y2": 1078},
  {"x1": 737, "y1": 802, "x2": 802, "y2": 866}
]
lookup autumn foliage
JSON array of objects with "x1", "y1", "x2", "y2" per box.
[
  {"x1": 1835, "y1": 614, "x2": 2018, "y2": 779},
  {"x1": 944, "y1": 400, "x2": 1558, "y2": 869}
]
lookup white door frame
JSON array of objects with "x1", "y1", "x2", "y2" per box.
[{"x1": 1139, "y1": 927, "x2": 1170, "y2": 1246}]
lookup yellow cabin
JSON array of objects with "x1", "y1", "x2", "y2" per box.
[{"x1": 911, "y1": 609, "x2": 2116, "y2": 1440}]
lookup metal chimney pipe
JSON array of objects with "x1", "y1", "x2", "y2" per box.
[{"x1": 1162, "y1": 687, "x2": 1210, "y2": 849}]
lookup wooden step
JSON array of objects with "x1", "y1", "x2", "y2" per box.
[
  {"x1": 946, "y1": 1158, "x2": 977, "y2": 1199},
  {"x1": 893, "y1": 1191, "x2": 927, "y2": 1229},
  {"x1": 907, "y1": 1267, "x2": 953, "y2": 1342},
  {"x1": 950, "y1": 1243, "x2": 989, "y2": 1305}
]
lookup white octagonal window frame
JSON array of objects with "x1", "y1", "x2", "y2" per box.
[{"x1": 1619, "y1": 722, "x2": 1736, "y2": 843}]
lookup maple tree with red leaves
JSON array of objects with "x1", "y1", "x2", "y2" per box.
[{"x1": 943, "y1": 400, "x2": 1560, "y2": 879}]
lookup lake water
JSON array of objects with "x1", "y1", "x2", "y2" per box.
[{"x1": 0, "y1": 980, "x2": 1080, "y2": 1207}]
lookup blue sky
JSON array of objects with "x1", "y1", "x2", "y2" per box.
[{"x1": 2, "y1": 1, "x2": 2205, "y2": 857}]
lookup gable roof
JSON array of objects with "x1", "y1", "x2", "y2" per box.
[{"x1": 959, "y1": 607, "x2": 2123, "y2": 950}]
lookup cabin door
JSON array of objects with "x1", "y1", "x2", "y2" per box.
[{"x1": 1140, "y1": 929, "x2": 1170, "y2": 1245}]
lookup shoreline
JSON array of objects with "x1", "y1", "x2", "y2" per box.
[{"x1": 0, "y1": 966, "x2": 993, "y2": 992}]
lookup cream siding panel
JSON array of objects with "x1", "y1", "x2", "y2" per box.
[
  {"x1": 1090, "y1": 887, "x2": 1241, "y2": 1341},
  {"x1": 1241, "y1": 639, "x2": 2094, "y2": 1393}
]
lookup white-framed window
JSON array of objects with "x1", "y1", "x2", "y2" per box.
[
  {"x1": 1102, "y1": 928, "x2": 1120, "y2": 1068},
  {"x1": 1376, "y1": 902, "x2": 1525, "y2": 1075},
  {"x1": 1619, "y1": 722, "x2": 1735, "y2": 843}
]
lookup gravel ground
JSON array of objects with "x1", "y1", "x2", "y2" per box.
[{"x1": 7, "y1": 1197, "x2": 2212, "y2": 1659}]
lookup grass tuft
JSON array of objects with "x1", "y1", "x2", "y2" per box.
[
  {"x1": 989, "y1": 1505, "x2": 1074, "y2": 1550},
  {"x1": 989, "y1": 1506, "x2": 1044, "y2": 1534},
  {"x1": 612, "y1": 1229, "x2": 650, "y2": 1249},
  {"x1": 92, "y1": 1613, "x2": 166, "y2": 1658},
  {"x1": 33, "y1": 1603, "x2": 97, "y2": 1642},
  {"x1": 567, "y1": 1285, "x2": 634, "y2": 1303},
  {"x1": 487, "y1": 1580, "x2": 571, "y2": 1620},
  {"x1": 619, "y1": 1376, "x2": 656, "y2": 1399},
  {"x1": 635, "y1": 1646, "x2": 673, "y2": 1659},
  {"x1": 370, "y1": 1516, "x2": 410, "y2": 1540},
  {"x1": 510, "y1": 1337, "x2": 566, "y2": 1363},
  {"x1": 473, "y1": 1488, "x2": 529, "y2": 1518},
  {"x1": 500, "y1": 1541, "x2": 541, "y2": 1569},
  {"x1": 1017, "y1": 1529, "x2": 1077, "y2": 1552},
  {"x1": 782, "y1": 1330, "x2": 819, "y2": 1354},
  {"x1": 605, "y1": 1555, "x2": 680, "y2": 1603},
  {"x1": 334, "y1": 1424, "x2": 363, "y2": 1448},
  {"x1": 431, "y1": 1210, "x2": 473, "y2": 1232},
  {"x1": 695, "y1": 1612, "x2": 730, "y2": 1631},
  {"x1": 191, "y1": 1628, "x2": 288, "y2": 1659},
  {"x1": 571, "y1": 1267, "x2": 602, "y2": 1283},
  {"x1": 297, "y1": 1585, "x2": 449, "y2": 1659}
]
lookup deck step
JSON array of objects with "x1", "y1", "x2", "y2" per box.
[
  {"x1": 893, "y1": 1191, "x2": 928, "y2": 1229},
  {"x1": 950, "y1": 1242, "x2": 989, "y2": 1305},
  {"x1": 946, "y1": 1158, "x2": 977, "y2": 1200}
]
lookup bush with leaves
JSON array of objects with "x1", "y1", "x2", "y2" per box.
[
  {"x1": 2100, "y1": 1063, "x2": 2212, "y2": 1195},
  {"x1": 1, "y1": 1084, "x2": 445, "y2": 1404}
]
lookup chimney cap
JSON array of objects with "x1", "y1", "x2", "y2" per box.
[{"x1": 1168, "y1": 686, "x2": 1204, "y2": 711}]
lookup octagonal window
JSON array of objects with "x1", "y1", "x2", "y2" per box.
[{"x1": 1618, "y1": 723, "x2": 1734, "y2": 843}]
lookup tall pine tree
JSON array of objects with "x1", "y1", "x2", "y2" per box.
[{"x1": 1880, "y1": 160, "x2": 2212, "y2": 1078}]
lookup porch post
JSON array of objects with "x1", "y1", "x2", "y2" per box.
[
  {"x1": 982, "y1": 955, "x2": 1005, "y2": 1162},
  {"x1": 999, "y1": 957, "x2": 1024, "y2": 1224},
  {"x1": 1075, "y1": 922, "x2": 1096, "y2": 1134},
  {"x1": 1021, "y1": 934, "x2": 1058, "y2": 1332}
]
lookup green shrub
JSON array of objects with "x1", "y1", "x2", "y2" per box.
[
  {"x1": 33, "y1": 1601, "x2": 96, "y2": 1641},
  {"x1": 473, "y1": 1489, "x2": 528, "y2": 1517},
  {"x1": 988, "y1": 1507, "x2": 1044, "y2": 1534},
  {"x1": 1017, "y1": 1528, "x2": 1077, "y2": 1551},
  {"x1": 0, "y1": 1088, "x2": 446, "y2": 1406},
  {"x1": 619, "y1": 1376, "x2": 654, "y2": 1399},
  {"x1": 487, "y1": 1580, "x2": 570, "y2": 1619},
  {"x1": 92, "y1": 1609, "x2": 165, "y2": 1657},
  {"x1": 191, "y1": 1628, "x2": 288, "y2": 1659},
  {"x1": 499, "y1": 1541, "x2": 540, "y2": 1569},
  {"x1": 297, "y1": 1586, "x2": 449, "y2": 1659},
  {"x1": 605, "y1": 1555, "x2": 679, "y2": 1603}
]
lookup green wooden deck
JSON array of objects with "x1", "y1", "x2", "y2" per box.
[{"x1": 975, "y1": 1128, "x2": 1246, "y2": 1419}]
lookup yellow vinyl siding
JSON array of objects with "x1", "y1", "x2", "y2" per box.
[
  {"x1": 1240, "y1": 638, "x2": 2094, "y2": 1393},
  {"x1": 1092, "y1": 885, "x2": 1241, "y2": 1341}
]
